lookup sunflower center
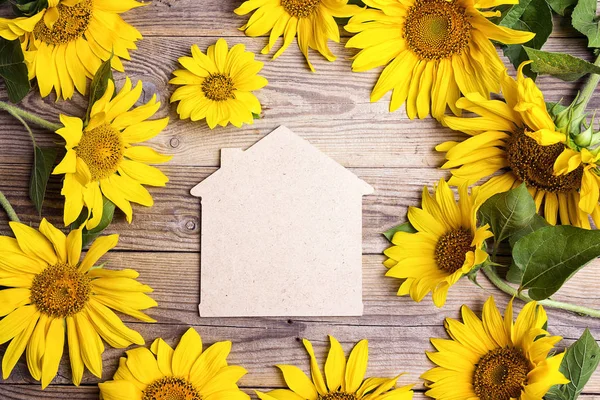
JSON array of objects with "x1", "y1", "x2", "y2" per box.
[
  {"x1": 142, "y1": 377, "x2": 202, "y2": 400},
  {"x1": 318, "y1": 393, "x2": 359, "y2": 400},
  {"x1": 281, "y1": 0, "x2": 321, "y2": 18},
  {"x1": 202, "y1": 73, "x2": 236, "y2": 102},
  {"x1": 473, "y1": 347, "x2": 530, "y2": 400},
  {"x1": 434, "y1": 228, "x2": 474, "y2": 273},
  {"x1": 33, "y1": 0, "x2": 93, "y2": 45},
  {"x1": 404, "y1": 0, "x2": 471, "y2": 60},
  {"x1": 506, "y1": 129, "x2": 583, "y2": 193},
  {"x1": 76, "y1": 123, "x2": 124, "y2": 181},
  {"x1": 30, "y1": 263, "x2": 91, "y2": 318}
]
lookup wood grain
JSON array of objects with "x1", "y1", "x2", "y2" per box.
[
  {"x1": 1, "y1": 0, "x2": 600, "y2": 397},
  {"x1": 0, "y1": 37, "x2": 598, "y2": 168},
  {"x1": 1, "y1": 385, "x2": 595, "y2": 400}
]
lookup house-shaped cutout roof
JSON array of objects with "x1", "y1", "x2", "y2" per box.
[
  {"x1": 190, "y1": 126, "x2": 374, "y2": 317},
  {"x1": 191, "y1": 126, "x2": 374, "y2": 197}
]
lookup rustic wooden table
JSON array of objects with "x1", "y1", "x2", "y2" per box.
[{"x1": 0, "y1": 1, "x2": 599, "y2": 398}]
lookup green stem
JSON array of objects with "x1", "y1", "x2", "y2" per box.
[
  {"x1": 0, "y1": 190, "x2": 19, "y2": 223},
  {"x1": 0, "y1": 101, "x2": 61, "y2": 132},
  {"x1": 572, "y1": 54, "x2": 600, "y2": 119},
  {"x1": 482, "y1": 265, "x2": 600, "y2": 318}
]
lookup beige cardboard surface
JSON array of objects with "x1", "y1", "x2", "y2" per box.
[{"x1": 191, "y1": 126, "x2": 374, "y2": 317}]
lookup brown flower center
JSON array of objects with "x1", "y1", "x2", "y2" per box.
[
  {"x1": 281, "y1": 0, "x2": 321, "y2": 18},
  {"x1": 142, "y1": 377, "x2": 202, "y2": 400},
  {"x1": 473, "y1": 347, "x2": 530, "y2": 400},
  {"x1": 404, "y1": 0, "x2": 471, "y2": 60},
  {"x1": 318, "y1": 393, "x2": 358, "y2": 400},
  {"x1": 506, "y1": 129, "x2": 583, "y2": 193},
  {"x1": 30, "y1": 263, "x2": 91, "y2": 318},
  {"x1": 435, "y1": 228, "x2": 474, "y2": 273},
  {"x1": 33, "y1": 0, "x2": 93, "y2": 45},
  {"x1": 76, "y1": 123, "x2": 124, "y2": 181},
  {"x1": 202, "y1": 73, "x2": 235, "y2": 102}
]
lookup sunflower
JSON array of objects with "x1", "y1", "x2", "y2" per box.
[
  {"x1": 0, "y1": 0, "x2": 143, "y2": 99},
  {"x1": 0, "y1": 219, "x2": 156, "y2": 388},
  {"x1": 98, "y1": 327, "x2": 250, "y2": 400},
  {"x1": 256, "y1": 336, "x2": 414, "y2": 400},
  {"x1": 170, "y1": 39, "x2": 268, "y2": 129},
  {"x1": 437, "y1": 62, "x2": 597, "y2": 228},
  {"x1": 552, "y1": 128, "x2": 600, "y2": 223},
  {"x1": 234, "y1": 0, "x2": 361, "y2": 71},
  {"x1": 421, "y1": 296, "x2": 569, "y2": 399},
  {"x1": 52, "y1": 77, "x2": 171, "y2": 230},
  {"x1": 344, "y1": 0, "x2": 535, "y2": 120},
  {"x1": 384, "y1": 179, "x2": 492, "y2": 307}
]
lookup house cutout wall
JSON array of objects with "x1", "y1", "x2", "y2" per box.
[{"x1": 191, "y1": 126, "x2": 374, "y2": 317}]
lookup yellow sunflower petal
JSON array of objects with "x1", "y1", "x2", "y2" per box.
[
  {"x1": 98, "y1": 380, "x2": 143, "y2": 400},
  {"x1": 172, "y1": 327, "x2": 203, "y2": 378},
  {"x1": 74, "y1": 311, "x2": 104, "y2": 378},
  {"x1": 344, "y1": 339, "x2": 368, "y2": 393},
  {"x1": 277, "y1": 365, "x2": 318, "y2": 400},
  {"x1": 302, "y1": 339, "x2": 327, "y2": 395},
  {"x1": 151, "y1": 338, "x2": 174, "y2": 377},
  {"x1": 41, "y1": 317, "x2": 65, "y2": 389},
  {"x1": 125, "y1": 347, "x2": 163, "y2": 385},
  {"x1": 78, "y1": 234, "x2": 119, "y2": 273},
  {"x1": 9, "y1": 221, "x2": 58, "y2": 265},
  {"x1": 1, "y1": 311, "x2": 37, "y2": 379},
  {"x1": 323, "y1": 335, "x2": 346, "y2": 391},
  {"x1": 26, "y1": 313, "x2": 48, "y2": 380},
  {"x1": 66, "y1": 316, "x2": 84, "y2": 386}
]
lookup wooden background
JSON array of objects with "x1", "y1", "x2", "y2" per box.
[{"x1": 1, "y1": 0, "x2": 600, "y2": 398}]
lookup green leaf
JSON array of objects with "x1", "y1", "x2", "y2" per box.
[
  {"x1": 71, "y1": 197, "x2": 116, "y2": 247},
  {"x1": 29, "y1": 146, "x2": 57, "y2": 216},
  {"x1": 12, "y1": 0, "x2": 47, "y2": 17},
  {"x1": 572, "y1": 0, "x2": 600, "y2": 48},
  {"x1": 498, "y1": 0, "x2": 552, "y2": 80},
  {"x1": 0, "y1": 38, "x2": 31, "y2": 103},
  {"x1": 508, "y1": 214, "x2": 550, "y2": 247},
  {"x1": 477, "y1": 184, "x2": 537, "y2": 245},
  {"x1": 252, "y1": 112, "x2": 261, "y2": 120},
  {"x1": 546, "y1": 0, "x2": 577, "y2": 15},
  {"x1": 546, "y1": 329, "x2": 600, "y2": 400},
  {"x1": 383, "y1": 222, "x2": 416, "y2": 242},
  {"x1": 503, "y1": 45, "x2": 536, "y2": 79},
  {"x1": 85, "y1": 57, "x2": 113, "y2": 124},
  {"x1": 506, "y1": 214, "x2": 549, "y2": 284},
  {"x1": 516, "y1": 226, "x2": 600, "y2": 300},
  {"x1": 497, "y1": 0, "x2": 533, "y2": 27},
  {"x1": 524, "y1": 47, "x2": 600, "y2": 81}
]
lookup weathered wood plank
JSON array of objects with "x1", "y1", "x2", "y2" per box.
[
  {"x1": 1, "y1": 312, "x2": 599, "y2": 389},
  {"x1": 1, "y1": 251, "x2": 600, "y2": 389},
  {"x1": 0, "y1": 0, "x2": 584, "y2": 38},
  {"x1": 0, "y1": 385, "x2": 597, "y2": 400},
  {"x1": 0, "y1": 37, "x2": 596, "y2": 168},
  {"x1": 6, "y1": 386, "x2": 597, "y2": 400},
  {"x1": 0, "y1": 164, "x2": 449, "y2": 253}
]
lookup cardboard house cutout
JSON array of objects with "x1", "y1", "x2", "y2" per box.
[{"x1": 191, "y1": 126, "x2": 374, "y2": 317}]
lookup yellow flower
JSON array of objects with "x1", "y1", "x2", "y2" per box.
[
  {"x1": 234, "y1": 0, "x2": 361, "y2": 71},
  {"x1": 0, "y1": 0, "x2": 143, "y2": 99},
  {"x1": 345, "y1": 0, "x2": 535, "y2": 120},
  {"x1": 421, "y1": 296, "x2": 569, "y2": 399},
  {"x1": 437, "y1": 62, "x2": 596, "y2": 228},
  {"x1": 170, "y1": 39, "x2": 268, "y2": 129},
  {"x1": 0, "y1": 219, "x2": 156, "y2": 388},
  {"x1": 98, "y1": 328, "x2": 250, "y2": 400},
  {"x1": 256, "y1": 336, "x2": 414, "y2": 400},
  {"x1": 384, "y1": 179, "x2": 492, "y2": 307},
  {"x1": 553, "y1": 148, "x2": 600, "y2": 217},
  {"x1": 52, "y1": 78, "x2": 171, "y2": 230}
]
